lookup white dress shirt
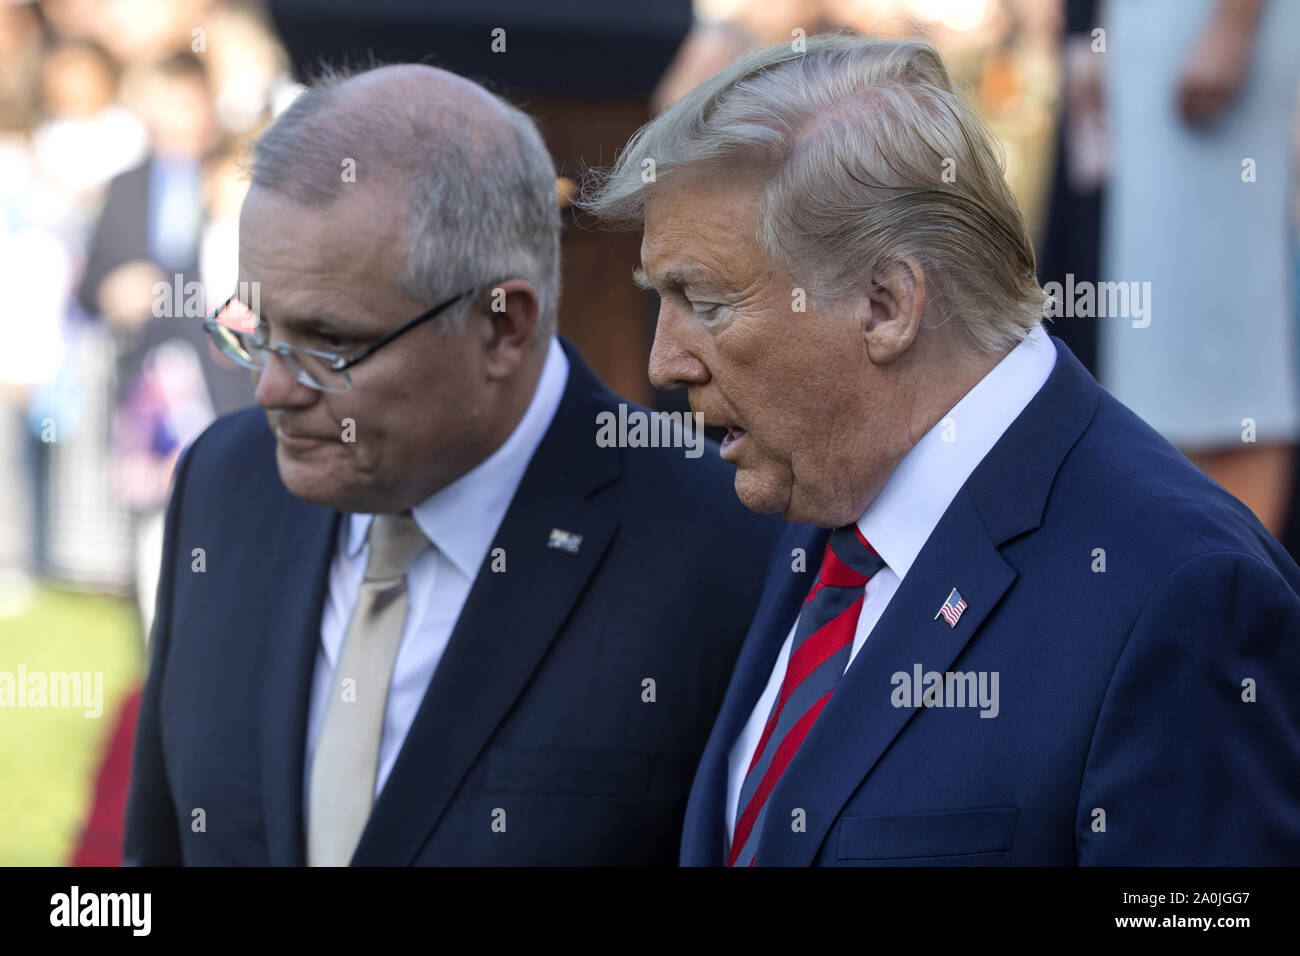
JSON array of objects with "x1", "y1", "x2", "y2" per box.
[
  {"x1": 724, "y1": 322, "x2": 1058, "y2": 842},
  {"x1": 303, "y1": 336, "x2": 570, "y2": 820}
]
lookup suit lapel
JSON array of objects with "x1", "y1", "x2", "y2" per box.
[
  {"x1": 351, "y1": 341, "x2": 622, "y2": 865},
  {"x1": 259, "y1": 492, "x2": 339, "y2": 866},
  {"x1": 756, "y1": 490, "x2": 1015, "y2": 865}
]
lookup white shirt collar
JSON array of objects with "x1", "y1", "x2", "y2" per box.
[
  {"x1": 344, "y1": 335, "x2": 570, "y2": 579},
  {"x1": 857, "y1": 323, "x2": 1056, "y2": 581}
]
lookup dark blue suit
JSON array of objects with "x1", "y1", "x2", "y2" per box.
[
  {"x1": 124, "y1": 340, "x2": 781, "y2": 865},
  {"x1": 681, "y1": 335, "x2": 1300, "y2": 865}
]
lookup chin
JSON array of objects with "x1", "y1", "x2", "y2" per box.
[
  {"x1": 782, "y1": 492, "x2": 872, "y2": 530},
  {"x1": 276, "y1": 451, "x2": 359, "y2": 510},
  {"x1": 733, "y1": 467, "x2": 861, "y2": 528},
  {"x1": 278, "y1": 475, "x2": 346, "y2": 510},
  {"x1": 732, "y1": 470, "x2": 790, "y2": 518}
]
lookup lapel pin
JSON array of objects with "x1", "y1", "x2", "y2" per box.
[
  {"x1": 547, "y1": 528, "x2": 583, "y2": 555},
  {"x1": 934, "y1": 587, "x2": 968, "y2": 628}
]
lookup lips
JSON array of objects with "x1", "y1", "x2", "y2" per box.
[
  {"x1": 687, "y1": 396, "x2": 747, "y2": 458},
  {"x1": 275, "y1": 424, "x2": 335, "y2": 446},
  {"x1": 719, "y1": 426, "x2": 747, "y2": 458}
]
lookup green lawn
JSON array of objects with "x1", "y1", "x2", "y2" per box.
[{"x1": 0, "y1": 584, "x2": 143, "y2": 865}]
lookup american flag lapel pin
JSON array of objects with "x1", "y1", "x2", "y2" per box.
[
  {"x1": 547, "y1": 528, "x2": 583, "y2": 555},
  {"x1": 934, "y1": 587, "x2": 968, "y2": 628}
]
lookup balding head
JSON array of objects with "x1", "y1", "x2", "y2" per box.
[
  {"x1": 250, "y1": 62, "x2": 561, "y2": 340},
  {"x1": 236, "y1": 63, "x2": 564, "y2": 514}
]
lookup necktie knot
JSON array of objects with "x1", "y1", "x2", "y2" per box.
[
  {"x1": 815, "y1": 525, "x2": 885, "y2": 592},
  {"x1": 363, "y1": 511, "x2": 429, "y2": 582}
]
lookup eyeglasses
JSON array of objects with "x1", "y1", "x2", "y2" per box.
[{"x1": 203, "y1": 286, "x2": 480, "y2": 392}]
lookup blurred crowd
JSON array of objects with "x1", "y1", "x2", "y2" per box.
[
  {"x1": 0, "y1": 0, "x2": 1070, "y2": 644},
  {"x1": 4, "y1": 0, "x2": 1300, "y2": 647},
  {"x1": 0, "y1": 0, "x2": 291, "y2": 633}
]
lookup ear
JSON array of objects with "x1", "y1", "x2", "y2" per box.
[
  {"x1": 476, "y1": 279, "x2": 541, "y2": 379},
  {"x1": 862, "y1": 254, "x2": 926, "y2": 365}
]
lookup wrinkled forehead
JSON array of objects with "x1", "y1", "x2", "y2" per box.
[
  {"x1": 640, "y1": 166, "x2": 770, "y2": 282},
  {"x1": 239, "y1": 184, "x2": 410, "y2": 272},
  {"x1": 236, "y1": 184, "x2": 415, "y2": 326}
]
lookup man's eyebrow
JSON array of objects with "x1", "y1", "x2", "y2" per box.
[
  {"x1": 633, "y1": 265, "x2": 718, "y2": 292},
  {"x1": 258, "y1": 311, "x2": 361, "y2": 336}
]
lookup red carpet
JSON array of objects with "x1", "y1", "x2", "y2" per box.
[{"x1": 68, "y1": 686, "x2": 141, "y2": 867}]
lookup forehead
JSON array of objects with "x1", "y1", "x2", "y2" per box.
[
  {"x1": 640, "y1": 166, "x2": 767, "y2": 283},
  {"x1": 238, "y1": 185, "x2": 411, "y2": 315}
]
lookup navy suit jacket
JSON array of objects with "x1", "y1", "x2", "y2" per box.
[
  {"x1": 681, "y1": 335, "x2": 1300, "y2": 866},
  {"x1": 123, "y1": 340, "x2": 782, "y2": 865}
]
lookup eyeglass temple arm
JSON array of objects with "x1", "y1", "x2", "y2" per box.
[{"x1": 330, "y1": 287, "x2": 476, "y2": 371}]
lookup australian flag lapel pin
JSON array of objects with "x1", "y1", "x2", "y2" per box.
[
  {"x1": 547, "y1": 528, "x2": 583, "y2": 555},
  {"x1": 934, "y1": 587, "x2": 968, "y2": 628}
]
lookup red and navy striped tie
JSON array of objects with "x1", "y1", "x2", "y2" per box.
[{"x1": 728, "y1": 525, "x2": 885, "y2": 867}]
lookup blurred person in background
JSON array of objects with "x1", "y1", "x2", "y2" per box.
[
  {"x1": 32, "y1": 39, "x2": 147, "y2": 233},
  {"x1": 78, "y1": 52, "x2": 219, "y2": 335},
  {"x1": 57, "y1": 0, "x2": 216, "y2": 67},
  {"x1": 1035, "y1": 0, "x2": 1104, "y2": 377},
  {"x1": 0, "y1": 3, "x2": 148, "y2": 603},
  {"x1": 76, "y1": 50, "x2": 254, "y2": 635},
  {"x1": 23, "y1": 39, "x2": 148, "y2": 597},
  {"x1": 1100, "y1": 0, "x2": 1300, "y2": 538},
  {"x1": 0, "y1": 0, "x2": 42, "y2": 133},
  {"x1": 0, "y1": 0, "x2": 51, "y2": 612},
  {"x1": 197, "y1": 0, "x2": 295, "y2": 133}
]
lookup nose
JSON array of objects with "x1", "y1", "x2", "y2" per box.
[
  {"x1": 254, "y1": 350, "x2": 319, "y2": 411},
  {"x1": 648, "y1": 307, "x2": 709, "y2": 391}
]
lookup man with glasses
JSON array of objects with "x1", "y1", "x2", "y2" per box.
[{"x1": 123, "y1": 63, "x2": 781, "y2": 865}]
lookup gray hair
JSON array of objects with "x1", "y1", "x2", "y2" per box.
[
  {"x1": 249, "y1": 63, "x2": 561, "y2": 343},
  {"x1": 580, "y1": 32, "x2": 1042, "y2": 354}
]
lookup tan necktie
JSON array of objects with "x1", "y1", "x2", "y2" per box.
[{"x1": 307, "y1": 511, "x2": 430, "y2": 867}]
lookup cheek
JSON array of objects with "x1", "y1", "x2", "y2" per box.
[
  {"x1": 746, "y1": 395, "x2": 835, "y2": 500},
  {"x1": 748, "y1": 391, "x2": 806, "y2": 463},
  {"x1": 324, "y1": 397, "x2": 391, "y2": 469}
]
